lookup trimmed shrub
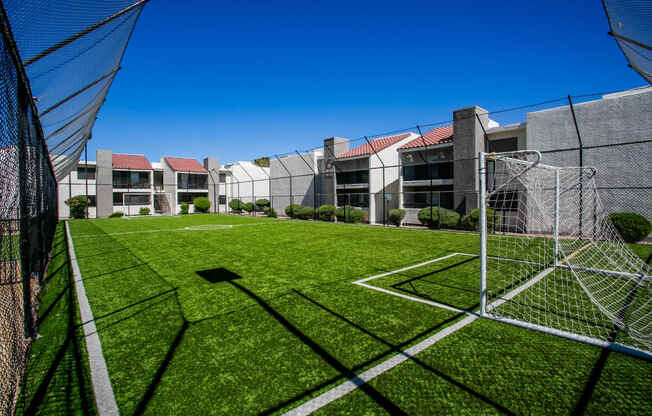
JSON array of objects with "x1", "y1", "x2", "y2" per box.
[
  {"x1": 418, "y1": 206, "x2": 460, "y2": 228},
  {"x1": 461, "y1": 208, "x2": 501, "y2": 231},
  {"x1": 229, "y1": 199, "x2": 243, "y2": 214},
  {"x1": 65, "y1": 195, "x2": 89, "y2": 219},
  {"x1": 319, "y1": 205, "x2": 336, "y2": 221},
  {"x1": 336, "y1": 205, "x2": 365, "y2": 223},
  {"x1": 284, "y1": 204, "x2": 302, "y2": 218},
  {"x1": 180, "y1": 203, "x2": 189, "y2": 215},
  {"x1": 608, "y1": 212, "x2": 651, "y2": 243},
  {"x1": 194, "y1": 196, "x2": 211, "y2": 213},
  {"x1": 139, "y1": 207, "x2": 150, "y2": 216},
  {"x1": 388, "y1": 209, "x2": 406, "y2": 227},
  {"x1": 243, "y1": 202, "x2": 255, "y2": 213},
  {"x1": 296, "y1": 206, "x2": 315, "y2": 220},
  {"x1": 264, "y1": 207, "x2": 278, "y2": 218},
  {"x1": 109, "y1": 211, "x2": 124, "y2": 218},
  {"x1": 255, "y1": 199, "x2": 270, "y2": 211}
]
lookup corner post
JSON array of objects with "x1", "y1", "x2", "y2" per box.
[{"x1": 553, "y1": 168, "x2": 560, "y2": 267}]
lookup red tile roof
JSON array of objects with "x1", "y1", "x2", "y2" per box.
[
  {"x1": 164, "y1": 157, "x2": 207, "y2": 173},
  {"x1": 337, "y1": 133, "x2": 412, "y2": 159},
  {"x1": 112, "y1": 154, "x2": 152, "y2": 170},
  {"x1": 399, "y1": 125, "x2": 453, "y2": 150}
]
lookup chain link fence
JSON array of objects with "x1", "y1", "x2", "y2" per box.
[{"x1": 1, "y1": 7, "x2": 58, "y2": 416}]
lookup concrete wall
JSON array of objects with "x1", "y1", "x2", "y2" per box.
[
  {"x1": 270, "y1": 152, "x2": 321, "y2": 213},
  {"x1": 322, "y1": 137, "x2": 350, "y2": 206},
  {"x1": 229, "y1": 162, "x2": 270, "y2": 205},
  {"x1": 96, "y1": 150, "x2": 113, "y2": 218},
  {"x1": 526, "y1": 88, "x2": 652, "y2": 220}
]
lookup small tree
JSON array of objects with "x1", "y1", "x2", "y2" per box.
[
  {"x1": 255, "y1": 199, "x2": 270, "y2": 211},
  {"x1": 180, "y1": 203, "x2": 189, "y2": 214},
  {"x1": 336, "y1": 206, "x2": 364, "y2": 223},
  {"x1": 418, "y1": 206, "x2": 461, "y2": 229},
  {"x1": 319, "y1": 205, "x2": 336, "y2": 221},
  {"x1": 461, "y1": 208, "x2": 501, "y2": 232},
  {"x1": 194, "y1": 196, "x2": 211, "y2": 213},
  {"x1": 284, "y1": 204, "x2": 302, "y2": 218},
  {"x1": 296, "y1": 206, "x2": 315, "y2": 220},
  {"x1": 264, "y1": 207, "x2": 278, "y2": 218},
  {"x1": 139, "y1": 207, "x2": 150, "y2": 216},
  {"x1": 243, "y1": 202, "x2": 255, "y2": 213},
  {"x1": 388, "y1": 209, "x2": 405, "y2": 227},
  {"x1": 65, "y1": 195, "x2": 89, "y2": 219},
  {"x1": 229, "y1": 199, "x2": 243, "y2": 214},
  {"x1": 608, "y1": 213, "x2": 651, "y2": 243}
]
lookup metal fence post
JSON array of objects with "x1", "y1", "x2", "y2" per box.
[{"x1": 479, "y1": 152, "x2": 488, "y2": 316}]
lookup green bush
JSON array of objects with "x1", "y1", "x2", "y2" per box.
[
  {"x1": 65, "y1": 195, "x2": 89, "y2": 219},
  {"x1": 335, "y1": 205, "x2": 365, "y2": 223},
  {"x1": 180, "y1": 203, "x2": 189, "y2": 215},
  {"x1": 243, "y1": 202, "x2": 255, "y2": 213},
  {"x1": 139, "y1": 207, "x2": 150, "y2": 216},
  {"x1": 608, "y1": 212, "x2": 651, "y2": 243},
  {"x1": 255, "y1": 199, "x2": 270, "y2": 211},
  {"x1": 193, "y1": 197, "x2": 211, "y2": 213},
  {"x1": 460, "y1": 208, "x2": 501, "y2": 231},
  {"x1": 296, "y1": 206, "x2": 315, "y2": 220},
  {"x1": 284, "y1": 204, "x2": 302, "y2": 218},
  {"x1": 319, "y1": 205, "x2": 336, "y2": 221},
  {"x1": 417, "y1": 206, "x2": 460, "y2": 228},
  {"x1": 388, "y1": 209, "x2": 406, "y2": 227},
  {"x1": 109, "y1": 211, "x2": 123, "y2": 218},
  {"x1": 229, "y1": 199, "x2": 243, "y2": 213},
  {"x1": 264, "y1": 207, "x2": 277, "y2": 218}
]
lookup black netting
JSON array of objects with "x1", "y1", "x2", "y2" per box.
[
  {"x1": 2, "y1": 0, "x2": 146, "y2": 181},
  {"x1": 1, "y1": 6, "x2": 60, "y2": 416},
  {"x1": 602, "y1": 0, "x2": 652, "y2": 84}
]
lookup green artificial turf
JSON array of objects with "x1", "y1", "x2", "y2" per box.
[
  {"x1": 16, "y1": 224, "x2": 96, "y2": 416},
  {"x1": 64, "y1": 214, "x2": 650, "y2": 415}
]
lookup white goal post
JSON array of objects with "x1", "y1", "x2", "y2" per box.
[{"x1": 478, "y1": 151, "x2": 651, "y2": 360}]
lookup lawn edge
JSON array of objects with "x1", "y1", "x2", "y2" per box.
[{"x1": 66, "y1": 221, "x2": 119, "y2": 416}]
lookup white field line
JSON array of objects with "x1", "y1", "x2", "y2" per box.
[
  {"x1": 71, "y1": 221, "x2": 283, "y2": 238},
  {"x1": 65, "y1": 222, "x2": 119, "y2": 416},
  {"x1": 284, "y1": 252, "x2": 553, "y2": 416}
]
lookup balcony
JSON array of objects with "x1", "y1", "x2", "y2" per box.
[
  {"x1": 177, "y1": 173, "x2": 208, "y2": 190},
  {"x1": 402, "y1": 163, "x2": 453, "y2": 186},
  {"x1": 113, "y1": 171, "x2": 151, "y2": 189}
]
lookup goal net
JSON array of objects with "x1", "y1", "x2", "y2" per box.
[{"x1": 479, "y1": 151, "x2": 651, "y2": 358}]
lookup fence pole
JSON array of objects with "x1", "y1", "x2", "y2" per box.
[
  {"x1": 568, "y1": 95, "x2": 584, "y2": 238},
  {"x1": 85, "y1": 142, "x2": 89, "y2": 219},
  {"x1": 416, "y1": 125, "x2": 433, "y2": 227},
  {"x1": 363, "y1": 136, "x2": 385, "y2": 226}
]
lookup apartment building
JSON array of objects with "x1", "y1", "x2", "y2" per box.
[{"x1": 57, "y1": 87, "x2": 651, "y2": 224}]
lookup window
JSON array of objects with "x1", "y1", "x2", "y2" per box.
[
  {"x1": 336, "y1": 170, "x2": 369, "y2": 185},
  {"x1": 488, "y1": 137, "x2": 518, "y2": 153},
  {"x1": 178, "y1": 173, "x2": 208, "y2": 189},
  {"x1": 178, "y1": 192, "x2": 208, "y2": 205},
  {"x1": 337, "y1": 191, "x2": 369, "y2": 208},
  {"x1": 87, "y1": 195, "x2": 97, "y2": 207},
  {"x1": 113, "y1": 192, "x2": 123, "y2": 206},
  {"x1": 218, "y1": 195, "x2": 227, "y2": 204},
  {"x1": 113, "y1": 171, "x2": 150, "y2": 188},
  {"x1": 125, "y1": 194, "x2": 151, "y2": 206},
  {"x1": 77, "y1": 166, "x2": 96, "y2": 180},
  {"x1": 219, "y1": 173, "x2": 227, "y2": 183},
  {"x1": 403, "y1": 162, "x2": 453, "y2": 181}
]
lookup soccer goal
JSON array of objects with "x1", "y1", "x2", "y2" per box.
[{"x1": 478, "y1": 151, "x2": 651, "y2": 360}]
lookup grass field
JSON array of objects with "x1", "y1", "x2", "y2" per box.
[{"x1": 37, "y1": 214, "x2": 652, "y2": 414}]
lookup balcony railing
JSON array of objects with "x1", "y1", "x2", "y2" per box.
[{"x1": 112, "y1": 181, "x2": 151, "y2": 189}]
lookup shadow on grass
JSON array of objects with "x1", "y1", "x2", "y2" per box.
[
  {"x1": 195, "y1": 268, "x2": 408, "y2": 415},
  {"x1": 17, "y1": 225, "x2": 94, "y2": 416},
  {"x1": 290, "y1": 289, "x2": 516, "y2": 415}
]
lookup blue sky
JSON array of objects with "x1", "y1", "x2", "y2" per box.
[{"x1": 86, "y1": 0, "x2": 644, "y2": 164}]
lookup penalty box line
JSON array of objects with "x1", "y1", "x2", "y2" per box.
[{"x1": 285, "y1": 252, "x2": 556, "y2": 416}]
